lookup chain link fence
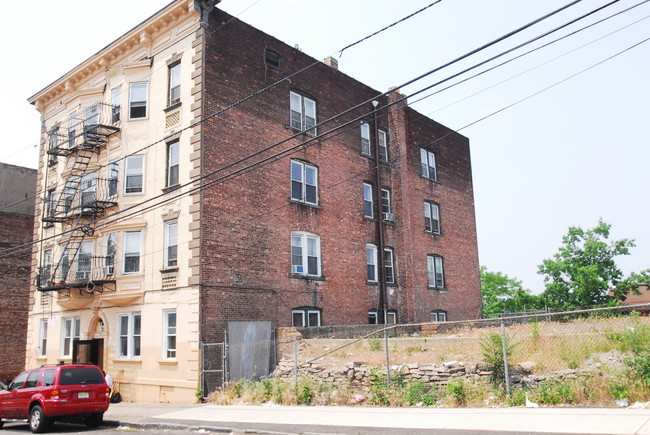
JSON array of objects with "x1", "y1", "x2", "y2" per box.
[{"x1": 268, "y1": 304, "x2": 649, "y2": 404}]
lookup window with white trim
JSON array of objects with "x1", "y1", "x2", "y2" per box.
[
  {"x1": 420, "y1": 148, "x2": 437, "y2": 180},
  {"x1": 424, "y1": 201, "x2": 441, "y2": 234},
  {"x1": 123, "y1": 231, "x2": 142, "y2": 274},
  {"x1": 384, "y1": 248, "x2": 395, "y2": 285},
  {"x1": 167, "y1": 141, "x2": 180, "y2": 187},
  {"x1": 427, "y1": 255, "x2": 445, "y2": 289},
  {"x1": 111, "y1": 87, "x2": 121, "y2": 123},
  {"x1": 76, "y1": 241, "x2": 93, "y2": 281},
  {"x1": 363, "y1": 183, "x2": 373, "y2": 218},
  {"x1": 164, "y1": 221, "x2": 178, "y2": 269},
  {"x1": 129, "y1": 82, "x2": 148, "y2": 119},
  {"x1": 292, "y1": 307, "x2": 321, "y2": 327},
  {"x1": 290, "y1": 160, "x2": 318, "y2": 205},
  {"x1": 163, "y1": 310, "x2": 177, "y2": 359},
  {"x1": 43, "y1": 250, "x2": 52, "y2": 284},
  {"x1": 59, "y1": 245, "x2": 70, "y2": 282},
  {"x1": 61, "y1": 316, "x2": 80, "y2": 358},
  {"x1": 108, "y1": 160, "x2": 119, "y2": 197},
  {"x1": 117, "y1": 312, "x2": 141, "y2": 358},
  {"x1": 168, "y1": 63, "x2": 181, "y2": 106},
  {"x1": 381, "y1": 188, "x2": 392, "y2": 221},
  {"x1": 368, "y1": 309, "x2": 397, "y2": 325},
  {"x1": 360, "y1": 122, "x2": 371, "y2": 155},
  {"x1": 431, "y1": 310, "x2": 447, "y2": 322},
  {"x1": 378, "y1": 129, "x2": 388, "y2": 162},
  {"x1": 366, "y1": 244, "x2": 378, "y2": 283},
  {"x1": 291, "y1": 232, "x2": 321, "y2": 277},
  {"x1": 105, "y1": 233, "x2": 116, "y2": 276},
  {"x1": 125, "y1": 155, "x2": 144, "y2": 194},
  {"x1": 39, "y1": 319, "x2": 48, "y2": 357},
  {"x1": 290, "y1": 91, "x2": 317, "y2": 136}
]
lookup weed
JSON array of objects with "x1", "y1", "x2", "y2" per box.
[
  {"x1": 480, "y1": 332, "x2": 519, "y2": 387},
  {"x1": 296, "y1": 379, "x2": 314, "y2": 404},
  {"x1": 368, "y1": 338, "x2": 383, "y2": 352},
  {"x1": 447, "y1": 378, "x2": 467, "y2": 406}
]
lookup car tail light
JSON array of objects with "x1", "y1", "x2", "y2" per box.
[
  {"x1": 50, "y1": 389, "x2": 60, "y2": 400},
  {"x1": 105, "y1": 387, "x2": 110, "y2": 398}
]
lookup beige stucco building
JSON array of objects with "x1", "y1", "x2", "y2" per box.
[{"x1": 27, "y1": 1, "x2": 205, "y2": 403}]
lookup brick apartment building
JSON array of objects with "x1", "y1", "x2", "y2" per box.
[
  {"x1": 26, "y1": 1, "x2": 480, "y2": 402},
  {"x1": 0, "y1": 163, "x2": 36, "y2": 382}
]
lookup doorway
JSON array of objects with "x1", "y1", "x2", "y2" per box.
[{"x1": 73, "y1": 339, "x2": 104, "y2": 369}]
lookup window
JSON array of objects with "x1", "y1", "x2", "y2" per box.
[
  {"x1": 61, "y1": 316, "x2": 80, "y2": 358},
  {"x1": 431, "y1": 310, "x2": 447, "y2": 322},
  {"x1": 420, "y1": 148, "x2": 437, "y2": 180},
  {"x1": 24, "y1": 371, "x2": 40, "y2": 389},
  {"x1": 168, "y1": 63, "x2": 181, "y2": 106},
  {"x1": 292, "y1": 307, "x2": 321, "y2": 327},
  {"x1": 105, "y1": 233, "x2": 116, "y2": 275},
  {"x1": 360, "y1": 122, "x2": 371, "y2": 155},
  {"x1": 164, "y1": 221, "x2": 178, "y2": 269},
  {"x1": 427, "y1": 255, "x2": 445, "y2": 289},
  {"x1": 109, "y1": 160, "x2": 119, "y2": 197},
  {"x1": 163, "y1": 310, "x2": 177, "y2": 359},
  {"x1": 290, "y1": 91, "x2": 316, "y2": 136},
  {"x1": 125, "y1": 155, "x2": 144, "y2": 194},
  {"x1": 363, "y1": 183, "x2": 373, "y2": 218},
  {"x1": 63, "y1": 179, "x2": 74, "y2": 213},
  {"x1": 80, "y1": 172, "x2": 97, "y2": 207},
  {"x1": 68, "y1": 112, "x2": 78, "y2": 147},
  {"x1": 59, "y1": 245, "x2": 70, "y2": 282},
  {"x1": 290, "y1": 160, "x2": 318, "y2": 205},
  {"x1": 84, "y1": 104, "x2": 99, "y2": 126},
  {"x1": 117, "y1": 312, "x2": 141, "y2": 358},
  {"x1": 129, "y1": 82, "x2": 148, "y2": 119},
  {"x1": 43, "y1": 250, "x2": 52, "y2": 284},
  {"x1": 124, "y1": 231, "x2": 142, "y2": 274},
  {"x1": 39, "y1": 319, "x2": 48, "y2": 357},
  {"x1": 366, "y1": 244, "x2": 378, "y2": 283},
  {"x1": 291, "y1": 232, "x2": 321, "y2": 277},
  {"x1": 45, "y1": 189, "x2": 56, "y2": 218},
  {"x1": 381, "y1": 188, "x2": 392, "y2": 221},
  {"x1": 384, "y1": 248, "x2": 395, "y2": 285},
  {"x1": 265, "y1": 49, "x2": 280, "y2": 69},
  {"x1": 368, "y1": 309, "x2": 397, "y2": 324},
  {"x1": 378, "y1": 129, "x2": 388, "y2": 162},
  {"x1": 424, "y1": 201, "x2": 441, "y2": 234},
  {"x1": 76, "y1": 241, "x2": 93, "y2": 280},
  {"x1": 167, "y1": 141, "x2": 180, "y2": 187},
  {"x1": 111, "y1": 87, "x2": 121, "y2": 123}
]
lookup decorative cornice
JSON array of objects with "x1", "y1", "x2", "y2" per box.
[{"x1": 28, "y1": 0, "x2": 200, "y2": 113}]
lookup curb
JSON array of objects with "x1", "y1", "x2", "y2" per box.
[{"x1": 103, "y1": 419, "x2": 301, "y2": 435}]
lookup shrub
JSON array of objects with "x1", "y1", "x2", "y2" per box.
[{"x1": 480, "y1": 332, "x2": 519, "y2": 387}]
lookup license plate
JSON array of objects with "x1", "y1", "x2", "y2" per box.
[{"x1": 78, "y1": 392, "x2": 89, "y2": 399}]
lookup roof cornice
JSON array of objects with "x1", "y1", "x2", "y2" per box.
[{"x1": 28, "y1": 0, "x2": 198, "y2": 113}]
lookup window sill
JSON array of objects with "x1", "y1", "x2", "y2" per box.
[
  {"x1": 128, "y1": 117, "x2": 149, "y2": 121},
  {"x1": 425, "y1": 230, "x2": 443, "y2": 237},
  {"x1": 158, "y1": 359, "x2": 178, "y2": 366},
  {"x1": 428, "y1": 286, "x2": 447, "y2": 292},
  {"x1": 383, "y1": 219, "x2": 395, "y2": 225},
  {"x1": 288, "y1": 198, "x2": 323, "y2": 210},
  {"x1": 363, "y1": 216, "x2": 376, "y2": 222},
  {"x1": 289, "y1": 273, "x2": 325, "y2": 281},
  {"x1": 164, "y1": 102, "x2": 182, "y2": 113},
  {"x1": 420, "y1": 175, "x2": 440, "y2": 184},
  {"x1": 286, "y1": 125, "x2": 317, "y2": 138},
  {"x1": 162, "y1": 184, "x2": 180, "y2": 194},
  {"x1": 113, "y1": 359, "x2": 142, "y2": 364},
  {"x1": 160, "y1": 267, "x2": 179, "y2": 273}
]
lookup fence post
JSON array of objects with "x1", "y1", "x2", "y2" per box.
[
  {"x1": 293, "y1": 338, "x2": 299, "y2": 390},
  {"x1": 500, "y1": 318, "x2": 511, "y2": 396},
  {"x1": 384, "y1": 327, "x2": 391, "y2": 389}
]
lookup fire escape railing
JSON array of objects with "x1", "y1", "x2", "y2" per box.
[{"x1": 38, "y1": 255, "x2": 116, "y2": 291}]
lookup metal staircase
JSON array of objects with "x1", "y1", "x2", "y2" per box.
[{"x1": 38, "y1": 102, "x2": 120, "y2": 292}]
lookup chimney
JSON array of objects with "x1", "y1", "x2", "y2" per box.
[{"x1": 323, "y1": 56, "x2": 339, "y2": 71}]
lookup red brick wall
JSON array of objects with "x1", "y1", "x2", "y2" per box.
[
  {"x1": 0, "y1": 212, "x2": 33, "y2": 381},
  {"x1": 199, "y1": 10, "x2": 481, "y2": 342}
]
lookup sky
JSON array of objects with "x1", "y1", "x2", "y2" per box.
[{"x1": 1, "y1": 0, "x2": 648, "y2": 294}]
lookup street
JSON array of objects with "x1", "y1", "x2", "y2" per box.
[{"x1": 0, "y1": 421, "x2": 200, "y2": 435}]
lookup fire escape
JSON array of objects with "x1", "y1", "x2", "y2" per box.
[{"x1": 38, "y1": 102, "x2": 120, "y2": 293}]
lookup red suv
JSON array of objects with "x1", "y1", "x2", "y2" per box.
[{"x1": 0, "y1": 363, "x2": 110, "y2": 433}]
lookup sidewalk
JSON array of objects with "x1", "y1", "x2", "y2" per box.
[{"x1": 104, "y1": 402, "x2": 650, "y2": 435}]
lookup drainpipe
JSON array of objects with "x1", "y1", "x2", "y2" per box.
[{"x1": 372, "y1": 100, "x2": 388, "y2": 324}]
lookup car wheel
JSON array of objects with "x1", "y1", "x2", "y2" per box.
[
  {"x1": 29, "y1": 405, "x2": 50, "y2": 433},
  {"x1": 85, "y1": 412, "x2": 103, "y2": 428}
]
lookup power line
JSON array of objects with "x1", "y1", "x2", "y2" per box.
[{"x1": 0, "y1": 0, "x2": 608, "y2": 257}]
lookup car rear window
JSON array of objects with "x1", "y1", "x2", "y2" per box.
[{"x1": 59, "y1": 368, "x2": 105, "y2": 385}]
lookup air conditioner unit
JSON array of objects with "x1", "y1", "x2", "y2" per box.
[
  {"x1": 103, "y1": 266, "x2": 114, "y2": 276},
  {"x1": 383, "y1": 212, "x2": 394, "y2": 221},
  {"x1": 292, "y1": 265, "x2": 304, "y2": 274},
  {"x1": 75, "y1": 270, "x2": 91, "y2": 280}
]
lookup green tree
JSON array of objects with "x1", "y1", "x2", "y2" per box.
[
  {"x1": 480, "y1": 266, "x2": 541, "y2": 317},
  {"x1": 538, "y1": 219, "x2": 649, "y2": 308}
]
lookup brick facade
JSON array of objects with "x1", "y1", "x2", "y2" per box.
[
  {"x1": 199, "y1": 9, "x2": 481, "y2": 343},
  {"x1": 0, "y1": 212, "x2": 33, "y2": 382}
]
